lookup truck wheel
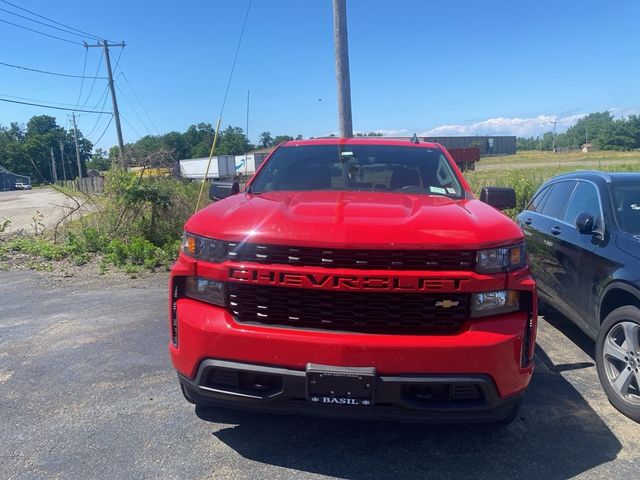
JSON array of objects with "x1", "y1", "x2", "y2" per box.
[{"x1": 596, "y1": 306, "x2": 640, "y2": 422}]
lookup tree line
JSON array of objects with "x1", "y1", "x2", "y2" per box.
[
  {"x1": 517, "y1": 112, "x2": 640, "y2": 151},
  {"x1": 0, "y1": 115, "x2": 92, "y2": 183}
]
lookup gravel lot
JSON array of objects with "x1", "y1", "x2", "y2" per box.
[
  {"x1": 1, "y1": 269, "x2": 639, "y2": 480},
  {"x1": 0, "y1": 188, "x2": 90, "y2": 234}
]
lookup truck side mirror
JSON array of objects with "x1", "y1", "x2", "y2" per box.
[
  {"x1": 480, "y1": 187, "x2": 516, "y2": 210},
  {"x1": 209, "y1": 181, "x2": 240, "y2": 201},
  {"x1": 575, "y1": 212, "x2": 595, "y2": 234}
]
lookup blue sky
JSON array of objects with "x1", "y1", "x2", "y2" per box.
[{"x1": 1, "y1": 0, "x2": 639, "y2": 151}]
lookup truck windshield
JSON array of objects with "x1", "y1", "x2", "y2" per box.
[
  {"x1": 249, "y1": 144, "x2": 464, "y2": 197},
  {"x1": 612, "y1": 181, "x2": 640, "y2": 234}
]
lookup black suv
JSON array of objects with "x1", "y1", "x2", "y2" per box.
[{"x1": 517, "y1": 171, "x2": 640, "y2": 422}]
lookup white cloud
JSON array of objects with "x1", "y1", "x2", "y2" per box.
[
  {"x1": 418, "y1": 113, "x2": 587, "y2": 138},
  {"x1": 372, "y1": 107, "x2": 640, "y2": 139}
]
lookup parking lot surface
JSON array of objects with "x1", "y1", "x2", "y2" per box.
[
  {"x1": 0, "y1": 188, "x2": 88, "y2": 234},
  {"x1": 1, "y1": 270, "x2": 638, "y2": 479}
]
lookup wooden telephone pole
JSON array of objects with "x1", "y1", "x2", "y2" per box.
[
  {"x1": 332, "y1": 0, "x2": 353, "y2": 138},
  {"x1": 85, "y1": 40, "x2": 126, "y2": 157}
]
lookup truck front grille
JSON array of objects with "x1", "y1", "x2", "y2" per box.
[
  {"x1": 228, "y1": 283, "x2": 468, "y2": 334},
  {"x1": 227, "y1": 242, "x2": 474, "y2": 270}
]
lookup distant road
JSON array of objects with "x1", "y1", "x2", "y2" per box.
[{"x1": 0, "y1": 187, "x2": 89, "y2": 234}]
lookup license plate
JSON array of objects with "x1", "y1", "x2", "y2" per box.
[{"x1": 306, "y1": 364, "x2": 376, "y2": 406}]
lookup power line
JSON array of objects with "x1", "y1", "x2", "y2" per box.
[
  {"x1": 0, "y1": 92, "x2": 81, "y2": 108},
  {"x1": 119, "y1": 113, "x2": 142, "y2": 138},
  {"x1": 0, "y1": 17, "x2": 82, "y2": 45},
  {"x1": 218, "y1": 0, "x2": 252, "y2": 119},
  {"x1": 0, "y1": 6, "x2": 97, "y2": 41},
  {"x1": 74, "y1": 48, "x2": 89, "y2": 109},
  {"x1": 93, "y1": 116, "x2": 114, "y2": 145},
  {"x1": 0, "y1": 96, "x2": 113, "y2": 114},
  {"x1": 0, "y1": 0, "x2": 111, "y2": 42},
  {"x1": 85, "y1": 86, "x2": 111, "y2": 137},
  {"x1": 115, "y1": 83, "x2": 153, "y2": 136},
  {"x1": 117, "y1": 69, "x2": 160, "y2": 135},
  {"x1": 0, "y1": 60, "x2": 107, "y2": 79},
  {"x1": 78, "y1": 51, "x2": 103, "y2": 109}
]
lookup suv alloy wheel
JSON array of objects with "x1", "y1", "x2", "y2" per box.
[{"x1": 596, "y1": 306, "x2": 640, "y2": 422}]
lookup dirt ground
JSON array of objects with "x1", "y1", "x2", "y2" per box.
[{"x1": 0, "y1": 188, "x2": 92, "y2": 234}]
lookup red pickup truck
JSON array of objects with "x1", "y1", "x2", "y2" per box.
[{"x1": 169, "y1": 138, "x2": 537, "y2": 423}]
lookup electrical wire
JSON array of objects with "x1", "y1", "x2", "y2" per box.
[
  {"x1": 0, "y1": 92, "x2": 81, "y2": 107},
  {"x1": 0, "y1": 17, "x2": 82, "y2": 45},
  {"x1": 74, "y1": 48, "x2": 89, "y2": 109},
  {"x1": 119, "y1": 113, "x2": 142, "y2": 138},
  {"x1": 0, "y1": 0, "x2": 112, "y2": 42},
  {"x1": 218, "y1": 0, "x2": 252, "y2": 119},
  {"x1": 93, "y1": 116, "x2": 113, "y2": 145},
  {"x1": 0, "y1": 96, "x2": 113, "y2": 114},
  {"x1": 85, "y1": 86, "x2": 111, "y2": 137},
  {"x1": 0, "y1": 60, "x2": 107, "y2": 79},
  {"x1": 117, "y1": 69, "x2": 160, "y2": 135},
  {"x1": 115, "y1": 83, "x2": 152, "y2": 136},
  {"x1": 78, "y1": 51, "x2": 103, "y2": 109},
  {"x1": 0, "y1": 6, "x2": 98, "y2": 41}
]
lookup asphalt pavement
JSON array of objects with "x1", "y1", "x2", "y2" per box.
[{"x1": 1, "y1": 270, "x2": 638, "y2": 480}]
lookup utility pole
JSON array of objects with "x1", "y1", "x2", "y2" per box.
[
  {"x1": 50, "y1": 147, "x2": 58, "y2": 183},
  {"x1": 85, "y1": 40, "x2": 126, "y2": 157},
  {"x1": 58, "y1": 140, "x2": 67, "y2": 182},
  {"x1": 332, "y1": 0, "x2": 353, "y2": 138},
  {"x1": 550, "y1": 120, "x2": 559, "y2": 152},
  {"x1": 71, "y1": 113, "x2": 83, "y2": 180}
]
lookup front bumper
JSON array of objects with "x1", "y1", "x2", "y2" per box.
[{"x1": 178, "y1": 359, "x2": 522, "y2": 423}]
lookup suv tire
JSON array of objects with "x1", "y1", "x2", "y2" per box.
[{"x1": 596, "y1": 306, "x2": 640, "y2": 423}]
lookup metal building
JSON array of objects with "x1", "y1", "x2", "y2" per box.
[
  {"x1": 0, "y1": 165, "x2": 30, "y2": 191},
  {"x1": 421, "y1": 136, "x2": 516, "y2": 156}
]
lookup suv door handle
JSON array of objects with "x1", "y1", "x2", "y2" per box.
[
  {"x1": 551, "y1": 226, "x2": 562, "y2": 235},
  {"x1": 524, "y1": 218, "x2": 533, "y2": 225}
]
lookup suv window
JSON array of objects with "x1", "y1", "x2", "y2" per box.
[
  {"x1": 563, "y1": 181, "x2": 602, "y2": 227},
  {"x1": 540, "y1": 181, "x2": 577, "y2": 219},
  {"x1": 249, "y1": 144, "x2": 464, "y2": 197},
  {"x1": 527, "y1": 185, "x2": 551, "y2": 212}
]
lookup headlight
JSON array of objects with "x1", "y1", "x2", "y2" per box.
[
  {"x1": 182, "y1": 232, "x2": 227, "y2": 262},
  {"x1": 476, "y1": 243, "x2": 526, "y2": 273},
  {"x1": 471, "y1": 290, "x2": 519, "y2": 318},
  {"x1": 184, "y1": 276, "x2": 227, "y2": 306}
]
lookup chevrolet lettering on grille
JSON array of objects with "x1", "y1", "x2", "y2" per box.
[{"x1": 227, "y1": 267, "x2": 468, "y2": 292}]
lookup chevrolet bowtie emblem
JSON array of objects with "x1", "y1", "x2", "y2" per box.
[{"x1": 436, "y1": 299, "x2": 459, "y2": 308}]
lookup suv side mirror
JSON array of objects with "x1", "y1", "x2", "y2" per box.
[
  {"x1": 209, "y1": 181, "x2": 240, "y2": 200},
  {"x1": 480, "y1": 187, "x2": 516, "y2": 210},
  {"x1": 575, "y1": 212, "x2": 595, "y2": 234}
]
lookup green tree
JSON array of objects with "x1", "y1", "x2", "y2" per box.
[{"x1": 259, "y1": 131, "x2": 273, "y2": 148}]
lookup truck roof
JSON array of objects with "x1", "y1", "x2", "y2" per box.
[{"x1": 281, "y1": 138, "x2": 442, "y2": 149}]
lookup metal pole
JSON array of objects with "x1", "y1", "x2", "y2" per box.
[
  {"x1": 50, "y1": 147, "x2": 58, "y2": 183},
  {"x1": 72, "y1": 113, "x2": 83, "y2": 180},
  {"x1": 102, "y1": 40, "x2": 125, "y2": 157},
  {"x1": 59, "y1": 140, "x2": 67, "y2": 182},
  {"x1": 245, "y1": 89, "x2": 250, "y2": 173},
  {"x1": 332, "y1": 0, "x2": 353, "y2": 138}
]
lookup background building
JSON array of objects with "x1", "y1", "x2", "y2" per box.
[
  {"x1": 421, "y1": 136, "x2": 516, "y2": 155},
  {"x1": 0, "y1": 165, "x2": 30, "y2": 191}
]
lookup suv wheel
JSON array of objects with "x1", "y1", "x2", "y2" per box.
[{"x1": 596, "y1": 306, "x2": 640, "y2": 422}]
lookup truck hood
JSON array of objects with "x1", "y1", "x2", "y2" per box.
[{"x1": 185, "y1": 191, "x2": 523, "y2": 250}]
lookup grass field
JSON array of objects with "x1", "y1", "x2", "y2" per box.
[{"x1": 465, "y1": 150, "x2": 640, "y2": 215}]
